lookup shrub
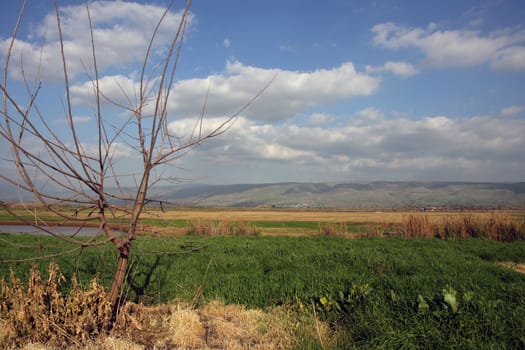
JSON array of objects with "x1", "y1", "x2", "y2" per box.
[
  {"x1": 318, "y1": 222, "x2": 347, "y2": 237},
  {"x1": 185, "y1": 218, "x2": 260, "y2": 236},
  {"x1": 482, "y1": 214, "x2": 524, "y2": 242},
  {"x1": 400, "y1": 214, "x2": 525, "y2": 241},
  {"x1": 0, "y1": 262, "x2": 112, "y2": 348},
  {"x1": 233, "y1": 222, "x2": 261, "y2": 236},
  {"x1": 401, "y1": 215, "x2": 435, "y2": 238}
]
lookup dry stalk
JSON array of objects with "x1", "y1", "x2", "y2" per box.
[{"x1": 0, "y1": 262, "x2": 112, "y2": 348}]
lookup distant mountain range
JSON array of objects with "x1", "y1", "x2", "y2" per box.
[
  {"x1": 2, "y1": 181, "x2": 525, "y2": 208},
  {"x1": 152, "y1": 181, "x2": 525, "y2": 208}
]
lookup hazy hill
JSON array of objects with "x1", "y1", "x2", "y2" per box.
[
  {"x1": 2, "y1": 181, "x2": 524, "y2": 208},
  {"x1": 156, "y1": 181, "x2": 525, "y2": 208}
]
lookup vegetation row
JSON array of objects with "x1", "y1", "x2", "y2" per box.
[
  {"x1": 183, "y1": 213, "x2": 525, "y2": 242},
  {"x1": 1, "y1": 232, "x2": 525, "y2": 348}
]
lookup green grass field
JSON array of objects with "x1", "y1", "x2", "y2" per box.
[{"x1": 1, "y1": 232, "x2": 525, "y2": 348}]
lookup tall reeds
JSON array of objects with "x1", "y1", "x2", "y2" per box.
[
  {"x1": 185, "y1": 218, "x2": 260, "y2": 236},
  {"x1": 318, "y1": 222, "x2": 348, "y2": 237},
  {"x1": 398, "y1": 214, "x2": 525, "y2": 241}
]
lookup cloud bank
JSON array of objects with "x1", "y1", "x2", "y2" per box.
[
  {"x1": 169, "y1": 108, "x2": 525, "y2": 183},
  {"x1": 1, "y1": 1, "x2": 192, "y2": 81},
  {"x1": 1, "y1": 1, "x2": 523, "y2": 185},
  {"x1": 70, "y1": 60, "x2": 380, "y2": 121},
  {"x1": 372, "y1": 22, "x2": 525, "y2": 70}
]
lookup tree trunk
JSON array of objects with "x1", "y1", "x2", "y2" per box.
[{"x1": 108, "y1": 239, "x2": 131, "y2": 310}]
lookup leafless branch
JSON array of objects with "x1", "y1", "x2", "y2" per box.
[{"x1": 1, "y1": 0, "x2": 272, "y2": 312}]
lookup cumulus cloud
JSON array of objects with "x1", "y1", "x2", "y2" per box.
[
  {"x1": 79, "y1": 142, "x2": 133, "y2": 159},
  {"x1": 70, "y1": 74, "x2": 144, "y2": 106},
  {"x1": 167, "y1": 116, "x2": 324, "y2": 164},
  {"x1": 170, "y1": 110, "x2": 525, "y2": 182},
  {"x1": 366, "y1": 61, "x2": 418, "y2": 77},
  {"x1": 308, "y1": 113, "x2": 334, "y2": 125},
  {"x1": 279, "y1": 43, "x2": 297, "y2": 53},
  {"x1": 491, "y1": 46, "x2": 525, "y2": 70},
  {"x1": 500, "y1": 105, "x2": 525, "y2": 117},
  {"x1": 167, "y1": 60, "x2": 380, "y2": 121},
  {"x1": 371, "y1": 22, "x2": 525, "y2": 70},
  {"x1": 70, "y1": 60, "x2": 380, "y2": 121},
  {"x1": 1, "y1": 1, "x2": 193, "y2": 81},
  {"x1": 55, "y1": 116, "x2": 92, "y2": 124}
]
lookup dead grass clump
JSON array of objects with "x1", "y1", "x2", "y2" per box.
[
  {"x1": 0, "y1": 262, "x2": 327, "y2": 349},
  {"x1": 185, "y1": 219, "x2": 260, "y2": 236},
  {"x1": 20, "y1": 344, "x2": 54, "y2": 350},
  {"x1": 318, "y1": 222, "x2": 347, "y2": 237},
  {"x1": 111, "y1": 300, "x2": 297, "y2": 349},
  {"x1": 498, "y1": 262, "x2": 525, "y2": 275},
  {"x1": 1, "y1": 279, "x2": 335, "y2": 349},
  {"x1": 18, "y1": 337, "x2": 145, "y2": 350},
  {"x1": 198, "y1": 300, "x2": 292, "y2": 349},
  {"x1": 481, "y1": 214, "x2": 525, "y2": 242},
  {"x1": 110, "y1": 302, "x2": 176, "y2": 348},
  {"x1": 233, "y1": 222, "x2": 261, "y2": 236},
  {"x1": 0, "y1": 262, "x2": 112, "y2": 349},
  {"x1": 100, "y1": 336, "x2": 145, "y2": 350},
  {"x1": 399, "y1": 214, "x2": 525, "y2": 241},
  {"x1": 185, "y1": 218, "x2": 229, "y2": 236},
  {"x1": 364, "y1": 223, "x2": 400, "y2": 238},
  {"x1": 107, "y1": 300, "x2": 313, "y2": 349},
  {"x1": 435, "y1": 216, "x2": 477, "y2": 239},
  {"x1": 434, "y1": 214, "x2": 525, "y2": 241},
  {"x1": 401, "y1": 215, "x2": 435, "y2": 238}
]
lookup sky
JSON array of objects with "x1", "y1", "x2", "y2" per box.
[{"x1": 1, "y1": 0, "x2": 525, "y2": 187}]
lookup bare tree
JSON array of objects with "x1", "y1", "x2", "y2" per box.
[{"x1": 0, "y1": 0, "x2": 271, "y2": 311}]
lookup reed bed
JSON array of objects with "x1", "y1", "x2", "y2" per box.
[
  {"x1": 397, "y1": 213, "x2": 525, "y2": 241},
  {"x1": 185, "y1": 218, "x2": 260, "y2": 236}
]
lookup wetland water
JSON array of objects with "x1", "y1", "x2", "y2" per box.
[{"x1": 0, "y1": 225, "x2": 106, "y2": 236}]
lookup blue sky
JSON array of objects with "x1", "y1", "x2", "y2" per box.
[{"x1": 1, "y1": 0, "x2": 525, "y2": 187}]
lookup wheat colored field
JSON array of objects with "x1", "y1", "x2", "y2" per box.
[
  {"x1": 136, "y1": 207, "x2": 525, "y2": 236},
  {"x1": 2, "y1": 206, "x2": 524, "y2": 236},
  {"x1": 142, "y1": 207, "x2": 523, "y2": 222}
]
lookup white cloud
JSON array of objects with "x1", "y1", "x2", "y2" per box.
[
  {"x1": 70, "y1": 74, "x2": 143, "y2": 106},
  {"x1": 492, "y1": 45, "x2": 525, "y2": 70},
  {"x1": 70, "y1": 60, "x2": 380, "y2": 121},
  {"x1": 500, "y1": 105, "x2": 525, "y2": 117},
  {"x1": 366, "y1": 61, "x2": 418, "y2": 77},
  {"x1": 223, "y1": 38, "x2": 231, "y2": 48},
  {"x1": 167, "y1": 116, "x2": 323, "y2": 164},
  {"x1": 53, "y1": 116, "x2": 93, "y2": 125},
  {"x1": 357, "y1": 107, "x2": 383, "y2": 122},
  {"x1": 1, "y1": 1, "x2": 193, "y2": 81},
  {"x1": 170, "y1": 110, "x2": 525, "y2": 182},
  {"x1": 371, "y1": 22, "x2": 525, "y2": 70},
  {"x1": 79, "y1": 142, "x2": 133, "y2": 159},
  {"x1": 167, "y1": 60, "x2": 380, "y2": 121},
  {"x1": 309, "y1": 113, "x2": 333, "y2": 125},
  {"x1": 279, "y1": 44, "x2": 296, "y2": 53},
  {"x1": 382, "y1": 61, "x2": 418, "y2": 76}
]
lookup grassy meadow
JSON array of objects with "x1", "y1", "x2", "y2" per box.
[{"x1": 1, "y1": 207, "x2": 525, "y2": 348}]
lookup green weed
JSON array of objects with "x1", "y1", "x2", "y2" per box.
[{"x1": 1, "y1": 234, "x2": 525, "y2": 348}]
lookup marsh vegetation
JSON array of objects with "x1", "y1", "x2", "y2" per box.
[{"x1": 1, "y1": 207, "x2": 525, "y2": 349}]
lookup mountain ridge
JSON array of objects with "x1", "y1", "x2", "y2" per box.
[
  {"x1": 2, "y1": 181, "x2": 524, "y2": 208},
  {"x1": 153, "y1": 181, "x2": 525, "y2": 208}
]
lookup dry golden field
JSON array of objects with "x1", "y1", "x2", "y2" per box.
[
  {"x1": 143, "y1": 207, "x2": 524, "y2": 222},
  {"x1": 137, "y1": 207, "x2": 525, "y2": 237},
  {"x1": 2, "y1": 206, "x2": 524, "y2": 237}
]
